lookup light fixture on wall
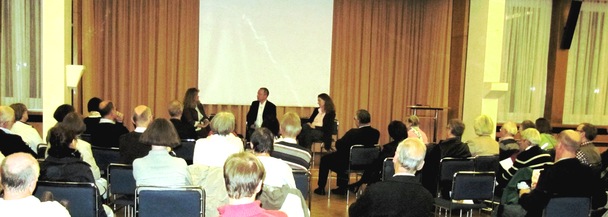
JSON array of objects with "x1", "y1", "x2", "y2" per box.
[{"x1": 66, "y1": 65, "x2": 85, "y2": 106}]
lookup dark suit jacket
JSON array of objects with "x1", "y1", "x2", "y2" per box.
[
  {"x1": 349, "y1": 175, "x2": 433, "y2": 217},
  {"x1": 119, "y1": 132, "x2": 151, "y2": 164},
  {"x1": 520, "y1": 158, "x2": 607, "y2": 217},
  {"x1": 181, "y1": 102, "x2": 208, "y2": 127},
  {"x1": 0, "y1": 130, "x2": 37, "y2": 157},
  {"x1": 307, "y1": 108, "x2": 337, "y2": 147},
  {"x1": 83, "y1": 117, "x2": 100, "y2": 134},
  {"x1": 91, "y1": 122, "x2": 129, "y2": 148},
  {"x1": 421, "y1": 137, "x2": 471, "y2": 197},
  {"x1": 335, "y1": 126, "x2": 381, "y2": 161},
  {"x1": 246, "y1": 100, "x2": 278, "y2": 136},
  {"x1": 170, "y1": 118, "x2": 197, "y2": 140}
]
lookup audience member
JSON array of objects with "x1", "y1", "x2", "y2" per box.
[
  {"x1": 349, "y1": 120, "x2": 408, "y2": 190},
  {"x1": 0, "y1": 153, "x2": 70, "y2": 216},
  {"x1": 133, "y1": 118, "x2": 190, "y2": 186},
  {"x1": 218, "y1": 152, "x2": 287, "y2": 217},
  {"x1": 421, "y1": 119, "x2": 471, "y2": 198},
  {"x1": 271, "y1": 112, "x2": 311, "y2": 171},
  {"x1": 314, "y1": 109, "x2": 380, "y2": 195},
  {"x1": 246, "y1": 87, "x2": 279, "y2": 140},
  {"x1": 467, "y1": 114, "x2": 499, "y2": 156},
  {"x1": 250, "y1": 128, "x2": 296, "y2": 188},
  {"x1": 298, "y1": 93, "x2": 336, "y2": 150},
  {"x1": 182, "y1": 88, "x2": 211, "y2": 138},
  {"x1": 83, "y1": 97, "x2": 102, "y2": 134},
  {"x1": 349, "y1": 138, "x2": 433, "y2": 217},
  {"x1": 535, "y1": 118, "x2": 556, "y2": 150},
  {"x1": 168, "y1": 100, "x2": 197, "y2": 140},
  {"x1": 9, "y1": 103, "x2": 43, "y2": 153},
  {"x1": 119, "y1": 105, "x2": 153, "y2": 164},
  {"x1": 52, "y1": 104, "x2": 75, "y2": 122},
  {"x1": 91, "y1": 100, "x2": 128, "y2": 148},
  {"x1": 519, "y1": 120, "x2": 535, "y2": 132},
  {"x1": 498, "y1": 128, "x2": 551, "y2": 188},
  {"x1": 0, "y1": 106, "x2": 36, "y2": 157},
  {"x1": 576, "y1": 123, "x2": 601, "y2": 169},
  {"x1": 39, "y1": 125, "x2": 112, "y2": 217},
  {"x1": 193, "y1": 112, "x2": 244, "y2": 167},
  {"x1": 498, "y1": 121, "x2": 519, "y2": 160},
  {"x1": 406, "y1": 115, "x2": 429, "y2": 144},
  {"x1": 519, "y1": 130, "x2": 607, "y2": 216}
]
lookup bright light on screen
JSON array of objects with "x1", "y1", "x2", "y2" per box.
[{"x1": 199, "y1": 0, "x2": 334, "y2": 106}]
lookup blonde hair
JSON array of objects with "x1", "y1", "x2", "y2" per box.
[
  {"x1": 280, "y1": 112, "x2": 301, "y2": 138},
  {"x1": 211, "y1": 112, "x2": 235, "y2": 135},
  {"x1": 520, "y1": 128, "x2": 541, "y2": 145},
  {"x1": 474, "y1": 115, "x2": 494, "y2": 136},
  {"x1": 502, "y1": 121, "x2": 518, "y2": 136},
  {"x1": 223, "y1": 152, "x2": 265, "y2": 199},
  {"x1": 407, "y1": 115, "x2": 420, "y2": 126},
  {"x1": 0, "y1": 106, "x2": 15, "y2": 125}
]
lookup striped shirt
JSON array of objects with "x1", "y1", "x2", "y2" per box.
[
  {"x1": 271, "y1": 138, "x2": 311, "y2": 171},
  {"x1": 501, "y1": 145, "x2": 552, "y2": 183}
]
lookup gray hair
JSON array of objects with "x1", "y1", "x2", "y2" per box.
[{"x1": 211, "y1": 112, "x2": 236, "y2": 135}]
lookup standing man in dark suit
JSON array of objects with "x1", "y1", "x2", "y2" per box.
[
  {"x1": 0, "y1": 106, "x2": 36, "y2": 157},
  {"x1": 314, "y1": 109, "x2": 380, "y2": 195},
  {"x1": 349, "y1": 138, "x2": 433, "y2": 217},
  {"x1": 91, "y1": 100, "x2": 129, "y2": 148},
  {"x1": 246, "y1": 87, "x2": 278, "y2": 140}
]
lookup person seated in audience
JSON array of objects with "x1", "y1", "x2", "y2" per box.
[
  {"x1": 349, "y1": 138, "x2": 433, "y2": 217},
  {"x1": 59, "y1": 111, "x2": 107, "y2": 198},
  {"x1": 39, "y1": 125, "x2": 112, "y2": 217},
  {"x1": 498, "y1": 128, "x2": 551, "y2": 188},
  {"x1": 499, "y1": 121, "x2": 520, "y2": 160},
  {"x1": 168, "y1": 100, "x2": 197, "y2": 140},
  {"x1": 250, "y1": 128, "x2": 296, "y2": 188},
  {"x1": 52, "y1": 104, "x2": 75, "y2": 122},
  {"x1": 133, "y1": 118, "x2": 190, "y2": 186},
  {"x1": 0, "y1": 106, "x2": 36, "y2": 157},
  {"x1": 271, "y1": 112, "x2": 311, "y2": 171},
  {"x1": 314, "y1": 109, "x2": 380, "y2": 196},
  {"x1": 535, "y1": 118, "x2": 556, "y2": 150},
  {"x1": 0, "y1": 153, "x2": 70, "y2": 216},
  {"x1": 91, "y1": 100, "x2": 128, "y2": 148},
  {"x1": 83, "y1": 97, "x2": 102, "y2": 134},
  {"x1": 9, "y1": 103, "x2": 43, "y2": 153},
  {"x1": 519, "y1": 130, "x2": 607, "y2": 216},
  {"x1": 182, "y1": 88, "x2": 211, "y2": 138},
  {"x1": 246, "y1": 87, "x2": 279, "y2": 140},
  {"x1": 467, "y1": 114, "x2": 499, "y2": 156},
  {"x1": 421, "y1": 119, "x2": 471, "y2": 198},
  {"x1": 193, "y1": 112, "x2": 244, "y2": 167},
  {"x1": 298, "y1": 93, "x2": 336, "y2": 150},
  {"x1": 576, "y1": 123, "x2": 601, "y2": 170},
  {"x1": 349, "y1": 120, "x2": 408, "y2": 190},
  {"x1": 119, "y1": 105, "x2": 153, "y2": 164},
  {"x1": 406, "y1": 115, "x2": 429, "y2": 144},
  {"x1": 519, "y1": 120, "x2": 535, "y2": 132},
  {"x1": 218, "y1": 152, "x2": 287, "y2": 217}
]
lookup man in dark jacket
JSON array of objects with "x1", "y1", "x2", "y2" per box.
[{"x1": 246, "y1": 87, "x2": 278, "y2": 140}]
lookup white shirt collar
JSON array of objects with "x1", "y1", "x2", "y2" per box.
[
  {"x1": 393, "y1": 172, "x2": 416, "y2": 177},
  {"x1": 0, "y1": 127, "x2": 13, "y2": 134},
  {"x1": 88, "y1": 111, "x2": 101, "y2": 118},
  {"x1": 276, "y1": 137, "x2": 297, "y2": 144},
  {"x1": 99, "y1": 118, "x2": 116, "y2": 124},
  {"x1": 134, "y1": 127, "x2": 146, "y2": 133}
]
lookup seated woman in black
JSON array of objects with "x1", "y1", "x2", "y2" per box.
[
  {"x1": 39, "y1": 125, "x2": 111, "y2": 217},
  {"x1": 298, "y1": 93, "x2": 336, "y2": 151}
]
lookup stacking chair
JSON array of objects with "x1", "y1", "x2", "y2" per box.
[
  {"x1": 34, "y1": 181, "x2": 99, "y2": 217},
  {"x1": 80, "y1": 133, "x2": 93, "y2": 143},
  {"x1": 174, "y1": 139, "x2": 196, "y2": 165},
  {"x1": 382, "y1": 157, "x2": 395, "y2": 181},
  {"x1": 472, "y1": 155, "x2": 499, "y2": 173},
  {"x1": 543, "y1": 197, "x2": 591, "y2": 217},
  {"x1": 107, "y1": 163, "x2": 136, "y2": 216},
  {"x1": 293, "y1": 169, "x2": 312, "y2": 208},
  {"x1": 330, "y1": 144, "x2": 379, "y2": 204},
  {"x1": 312, "y1": 119, "x2": 339, "y2": 167},
  {"x1": 437, "y1": 157, "x2": 475, "y2": 199},
  {"x1": 434, "y1": 171, "x2": 496, "y2": 217},
  {"x1": 135, "y1": 186, "x2": 205, "y2": 217},
  {"x1": 91, "y1": 146, "x2": 120, "y2": 177},
  {"x1": 37, "y1": 143, "x2": 48, "y2": 159}
]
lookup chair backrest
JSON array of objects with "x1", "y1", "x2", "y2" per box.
[
  {"x1": 543, "y1": 197, "x2": 591, "y2": 217},
  {"x1": 349, "y1": 145, "x2": 380, "y2": 170},
  {"x1": 293, "y1": 170, "x2": 311, "y2": 203},
  {"x1": 473, "y1": 155, "x2": 499, "y2": 173},
  {"x1": 136, "y1": 186, "x2": 204, "y2": 217},
  {"x1": 37, "y1": 143, "x2": 48, "y2": 159},
  {"x1": 332, "y1": 119, "x2": 339, "y2": 135},
  {"x1": 382, "y1": 157, "x2": 395, "y2": 181},
  {"x1": 80, "y1": 133, "x2": 93, "y2": 143},
  {"x1": 34, "y1": 181, "x2": 98, "y2": 217},
  {"x1": 451, "y1": 171, "x2": 495, "y2": 201},
  {"x1": 91, "y1": 146, "x2": 120, "y2": 176},
  {"x1": 108, "y1": 163, "x2": 136, "y2": 196},
  {"x1": 174, "y1": 140, "x2": 196, "y2": 165},
  {"x1": 439, "y1": 157, "x2": 475, "y2": 183}
]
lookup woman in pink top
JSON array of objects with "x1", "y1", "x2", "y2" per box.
[{"x1": 406, "y1": 115, "x2": 428, "y2": 144}]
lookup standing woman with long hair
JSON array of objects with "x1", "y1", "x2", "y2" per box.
[
  {"x1": 182, "y1": 88, "x2": 210, "y2": 138},
  {"x1": 299, "y1": 93, "x2": 336, "y2": 151}
]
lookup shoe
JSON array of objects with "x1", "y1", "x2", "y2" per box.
[
  {"x1": 331, "y1": 187, "x2": 348, "y2": 195},
  {"x1": 313, "y1": 188, "x2": 326, "y2": 195},
  {"x1": 348, "y1": 184, "x2": 360, "y2": 194}
]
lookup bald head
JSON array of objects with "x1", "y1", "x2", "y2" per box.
[
  {"x1": 0, "y1": 106, "x2": 16, "y2": 129},
  {"x1": 394, "y1": 138, "x2": 427, "y2": 174},
  {"x1": 1, "y1": 153, "x2": 40, "y2": 194},
  {"x1": 99, "y1": 100, "x2": 114, "y2": 118},
  {"x1": 132, "y1": 105, "x2": 152, "y2": 127},
  {"x1": 558, "y1": 130, "x2": 581, "y2": 152}
]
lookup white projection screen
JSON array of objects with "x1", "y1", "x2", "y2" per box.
[{"x1": 198, "y1": 0, "x2": 334, "y2": 106}]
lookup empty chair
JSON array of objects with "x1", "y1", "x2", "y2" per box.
[
  {"x1": 173, "y1": 140, "x2": 196, "y2": 165},
  {"x1": 473, "y1": 155, "x2": 499, "y2": 172},
  {"x1": 91, "y1": 146, "x2": 120, "y2": 176},
  {"x1": 136, "y1": 186, "x2": 204, "y2": 217},
  {"x1": 437, "y1": 157, "x2": 475, "y2": 199},
  {"x1": 293, "y1": 169, "x2": 311, "y2": 208},
  {"x1": 434, "y1": 171, "x2": 496, "y2": 217},
  {"x1": 107, "y1": 163, "x2": 136, "y2": 216},
  {"x1": 543, "y1": 197, "x2": 591, "y2": 217},
  {"x1": 382, "y1": 157, "x2": 395, "y2": 181},
  {"x1": 34, "y1": 181, "x2": 98, "y2": 217}
]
